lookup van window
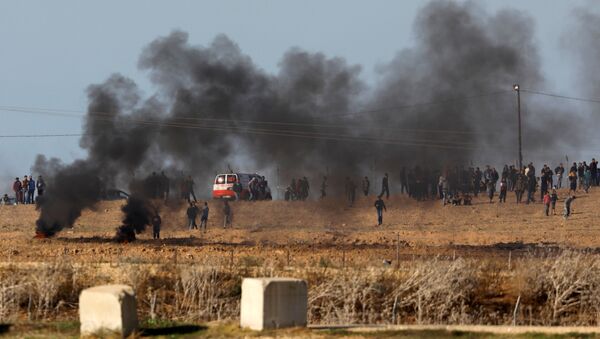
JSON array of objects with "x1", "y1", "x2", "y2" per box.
[
  {"x1": 226, "y1": 175, "x2": 237, "y2": 183},
  {"x1": 216, "y1": 175, "x2": 226, "y2": 184}
]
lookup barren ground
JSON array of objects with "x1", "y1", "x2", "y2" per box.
[{"x1": 0, "y1": 187, "x2": 597, "y2": 265}]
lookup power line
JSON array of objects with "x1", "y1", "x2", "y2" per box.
[{"x1": 521, "y1": 89, "x2": 600, "y2": 104}]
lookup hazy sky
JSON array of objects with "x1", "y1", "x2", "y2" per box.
[{"x1": 0, "y1": 0, "x2": 594, "y2": 189}]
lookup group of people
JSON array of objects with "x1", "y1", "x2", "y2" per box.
[
  {"x1": 284, "y1": 177, "x2": 310, "y2": 201},
  {"x1": 144, "y1": 172, "x2": 198, "y2": 203},
  {"x1": 246, "y1": 175, "x2": 272, "y2": 201},
  {"x1": 5, "y1": 175, "x2": 45, "y2": 205}
]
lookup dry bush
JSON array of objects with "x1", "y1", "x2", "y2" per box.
[
  {"x1": 388, "y1": 258, "x2": 475, "y2": 324},
  {"x1": 517, "y1": 250, "x2": 600, "y2": 325}
]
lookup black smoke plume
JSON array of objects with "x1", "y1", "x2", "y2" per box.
[
  {"x1": 34, "y1": 1, "x2": 580, "y2": 236},
  {"x1": 116, "y1": 197, "x2": 153, "y2": 242}
]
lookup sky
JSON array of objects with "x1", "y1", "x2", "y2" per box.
[{"x1": 0, "y1": 0, "x2": 595, "y2": 191}]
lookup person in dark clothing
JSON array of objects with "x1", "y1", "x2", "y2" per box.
[
  {"x1": 320, "y1": 176, "x2": 327, "y2": 199},
  {"x1": 380, "y1": 173, "x2": 390, "y2": 199},
  {"x1": 200, "y1": 202, "x2": 209, "y2": 232},
  {"x1": 345, "y1": 177, "x2": 356, "y2": 207},
  {"x1": 187, "y1": 202, "x2": 199, "y2": 230},
  {"x1": 152, "y1": 213, "x2": 162, "y2": 239},
  {"x1": 499, "y1": 178, "x2": 507, "y2": 203},
  {"x1": 473, "y1": 167, "x2": 482, "y2": 197},
  {"x1": 26, "y1": 175, "x2": 35, "y2": 204},
  {"x1": 12, "y1": 178, "x2": 22, "y2": 204},
  {"x1": 400, "y1": 167, "x2": 408, "y2": 194},
  {"x1": 563, "y1": 195, "x2": 576, "y2": 219},
  {"x1": 374, "y1": 195, "x2": 387, "y2": 226},
  {"x1": 362, "y1": 176, "x2": 370, "y2": 196},
  {"x1": 223, "y1": 200, "x2": 232, "y2": 228},
  {"x1": 550, "y1": 188, "x2": 558, "y2": 215},
  {"x1": 36, "y1": 175, "x2": 45, "y2": 197},
  {"x1": 555, "y1": 163, "x2": 565, "y2": 189},
  {"x1": 515, "y1": 171, "x2": 526, "y2": 204},
  {"x1": 187, "y1": 176, "x2": 197, "y2": 202}
]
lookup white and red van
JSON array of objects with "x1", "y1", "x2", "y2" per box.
[{"x1": 212, "y1": 173, "x2": 258, "y2": 200}]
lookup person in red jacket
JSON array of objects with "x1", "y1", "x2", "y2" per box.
[
  {"x1": 12, "y1": 178, "x2": 22, "y2": 204},
  {"x1": 543, "y1": 192, "x2": 552, "y2": 216}
]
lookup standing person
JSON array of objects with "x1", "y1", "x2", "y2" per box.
[
  {"x1": 151, "y1": 212, "x2": 162, "y2": 239},
  {"x1": 232, "y1": 181, "x2": 242, "y2": 200},
  {"x1": 186, "y1": 202, "x2": 199, "y2": 230},
  {"x1": 555, "y1": 163, "x2": 565, "y2": 189},
  {"x1": 400, "y1": 167, "x2": 408, "y2": 195},
  {"x1": 499, "y1": 178, "x2": 507, "y2": 203},
  {"x1": 550, "y1": 188, "x2": 558, "y2": 215},
  {"x1": 374, "y1": 195, "x2": 387, "y2": 226},
  {"x1": 187, "y1": 176, "x2": 197, "y2": 203},
  {"x1": 27, "y1": 176, "x2": 35, "y2": 205},
  {"x1": 36, "y1": 175, "x2": 45, "y2": 197},
  {"x1": 568, "y1": 170, "x2": 578, "y2": 195},
  {"x1": 584, "y1": 167, "x2": 592, "y2": 193},
  {"x1": 514, "y1": 171, "x2": 525, "y2": 204},
  {"x1": 200, "y1": 202, "x2": 209, "y2": 232},
  {"x1": 439, "y1": 175, "x2": 448, "y2": 205},
  {"x1": 12, "y1": 178, "x2": 22, "y2": 204},
  {"x1": 543, "y1": 192, "x2": 551, "y2": 216},
  {"x1": 362, "y1": 176, "x2": 370, "y2": 197},
  {"x1": 473, "y1": 167, "x2": 482, "y2": 197},
  {"x1": 320, "y1": 176, "x2": 327, "y2": 199},
  {"x1": 160, "y1": 171, "x2": 170, "y2": 201},
  {"x1": 563, "y1": 195, "x2": 576, "y2": 219},
  {"x1": 487, "y1": 179, "x2": 495, "y2": 203},
  {"x1": 223, "y1": 200, "x2": 232, "y2": 228},
  {"x1": 21, "y1": 176, "x2": 29, "y2": 204},
  {"x1": 345, "y1": 177, "x2": 356, "y2": 207},
  {"x1": 380, "y1": 173, "x2": 390, "y2": 199}
]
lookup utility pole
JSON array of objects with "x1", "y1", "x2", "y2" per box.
[{"x1": 513, "y1": 84, "x2": 523, "y2": 170}]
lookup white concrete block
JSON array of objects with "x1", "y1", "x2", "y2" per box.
[
  {"x1": 79, "y1": 284, "x2": 138, "y2": 337},
  {"x1": 240, "y1": 277, "x2": 307, "y2": 330}
]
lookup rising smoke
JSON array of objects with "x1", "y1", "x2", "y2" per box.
[{"x1": 33, "y1": 1, "x2": 582, "y2": 237}]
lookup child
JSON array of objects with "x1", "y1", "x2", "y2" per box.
[
  {"x1": 543, "y1": 192, "x2": 551, "y2": 216},
  {"x1": 550, "y1": 188, "x2": 558, "y2": 215}
]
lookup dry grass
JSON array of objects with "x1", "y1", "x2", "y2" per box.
[{"x1": 1, "y1": 251, "x2": 600, "y2": 326}]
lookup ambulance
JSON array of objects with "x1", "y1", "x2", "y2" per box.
[{"x1": 212, "y1": 173, "x2": 260, "y2": 200}]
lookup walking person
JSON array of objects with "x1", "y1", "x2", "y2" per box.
[
  {"x1": 374, "y1": 195, "x2": 387, "y2": 226},
  {"x1": 380, "y1": 173, "x2": 390, "y2": 199},
  {"x1": 200, "y1": 202, "x2": 209, "y2": 232},
  {"x1": 223, "y1": 200, "x2": 232, "y2": 228},
  {"x1": 543, "y1": 192, "x2": 551, "y2": 216},
  {"x1": 151, "y1": 212, "x2": 162, "y2": 239},
  {"x1": 563, "y1": 195, "x2": 576, "y2": 220},
  {"x1": 515, "y1": 171, "x2": 526, "y2": 204},
  {"x1": 186, "y1": 202, "x2": 199, "y2": 230}
]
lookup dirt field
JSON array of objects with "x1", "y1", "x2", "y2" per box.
[{"x1": 0, "y1": 187, "x2": 597, "y2": 265}]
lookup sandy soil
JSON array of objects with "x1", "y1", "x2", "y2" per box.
[{"x1": 0, "y1": 187, "x2": 596, "y2": 265}]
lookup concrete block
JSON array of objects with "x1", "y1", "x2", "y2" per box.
[
  {"x1": 79, "y1": 284, "x2": 138, "y2": 337},
  {"x1": 240, "y1": 277, "x2": 307, "y2": 330}
]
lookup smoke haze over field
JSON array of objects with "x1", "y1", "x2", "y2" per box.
[{"x1": 32, "y1": 1, "x2": 594, "y2": 235}]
